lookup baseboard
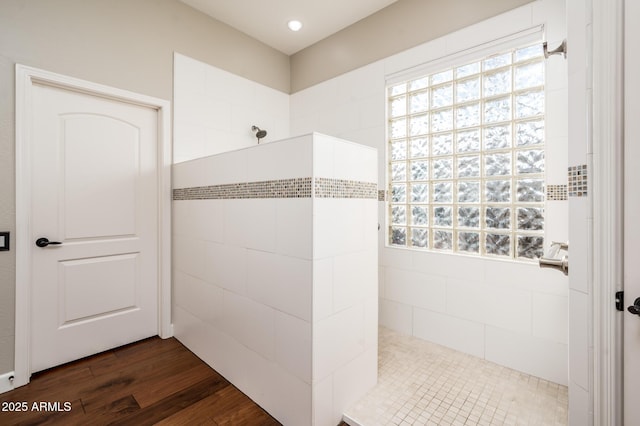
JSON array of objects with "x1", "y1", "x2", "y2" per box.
[{"x1": 0, "y1": 371, "x2": 15, "y2": 394}]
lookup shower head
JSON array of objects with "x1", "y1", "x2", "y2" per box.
[{"x1": 251, "y1": 125, "x2": 267, "y2": 142}]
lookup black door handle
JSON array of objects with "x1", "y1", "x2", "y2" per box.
[
  {"x1": 628, "y1": 297, "x2": 640, "y2": 316},
  {"x1": 35, "y1": 237, "x2": 62, "y2": 248}
]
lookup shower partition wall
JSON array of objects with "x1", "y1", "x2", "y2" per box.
[{"x1": 172, "y1": 133, "x2": 378, "y2": 426}]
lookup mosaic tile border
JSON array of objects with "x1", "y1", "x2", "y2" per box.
[
  {"x1": 547, "y1": 184, "x2": 568, "y2": 201},
  {"x1": 314, "y1": 178, "x2": 377, "y2": 199},
  {"x1": 568, "y1": 164, "x2": 588, "y2": 197},
  {"x1": 173, "y1": 177, "x2": 378, "y2": 200}
]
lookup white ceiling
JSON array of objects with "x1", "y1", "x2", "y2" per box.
[{"x1": 180, "y1": 0, "x2": 398, "y2": 55}]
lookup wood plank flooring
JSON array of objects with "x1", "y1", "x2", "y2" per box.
[{"x1": 0, "y1": 337, "x2": 282, "y2": 425}]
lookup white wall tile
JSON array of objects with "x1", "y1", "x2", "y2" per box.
[
  {"x1": 533, "y1": 292, "x2": 569, "y2": 344},
  {"x1": 242, "y1": 299, "x2": 276, "y2": 360},
  {"x1": 445, "y1": 278, "x2": 488, "y2": 323},
  {"x1": 546, "y1": 88, "x2": 569, "y2": 140},
  {"x1": 313, "y1": 304, "x2": 365, "y2": 380},
  {"x1": 335, "y1": 61, "x2": 385, "y2": 104},
  {"x1": 173, "y1": 122, "x2": 206, "y2": 164},
  {"x1": 568, "y1": 289, "x2": 589, "y2": 390},
  {"x1": 173, "y1": 236, "x2": 206, "y2": 281},
  {"x1": 483, "y1": 284, "x2": 532, "y2": 334},
  {"x1": 412, "y1": 251, "x2": 485, "y2": 283},
  {"x1": 485, "y1": 326, "x2": 568, "y2": 385},
  {"x1": 413, "y1": 308, "x2": 485, "y2": 358},
  {"x1": 568, "y1": 382, "x2": 590, "y2": 426},
  {"x1": 175, "y1": 53, "x2": 290, "y2": 162},
  {"x1": 384, "y1": 267, "x2": 446, "y2": 312},
  {"x1": 246, "y1": 250, "x2": 312, "y2": 321},
  {"x1": 364, "y1": 297, "x2": 379, "y2": 350},
  {"x1": 276, "y1": 198, "x2": 313, "y2": 259},
  {"x1": 290, "y1": 78, "x2": 339, "y2": 119},
  {"x1": 314, "y1": 198, "x2": 365, "y2": 258},
  {"x1": 204, "y1": 63, "x2": 255, "y2": 105},
  {"x1": 222, "y1": 199, "x2": 249, "y2": 247},
  {"x1": 312, "y1": 375, "x2": 335, "y2": 426},
  {"x1": 379, "y1": 299, "x2": 413, "y2": 336},
  {"x1": 329, "y1": 136, "x2": 378, "y2": 183},
  {"x1": 172, "y1": 200, "x2": 191, "y2": 238},
  {"x1": 313, "y1": 258, "x2": 333, "y2": 322},
  {"x1": 220, "y1": 290, "x2": 246, "y2": 345},
  {"x1": 172, "y1": 160, "x2": 204, "y2": 189},
  {"x1": 243, "y1": 199, "x2": 277, "y2": 252},
  {"x1": 275, "y1": 312, "x2": 312, "y2": 383},
  {"x1": 546, "y1": 136, "x2": 570, "y2": 185},
  {"x1": 204, "y1": 242, "x2": 247, "y2": 295},
  {"x1": 332, "y1": 347, "x2": 378, "y2": 423},
  {"x1": 358, "y1": 95, "x2": 386, "y2": 130},
  {"x1": 259, "y1": 361, "x2": 312, "y2": 426},
  {"x1": 546, "y1": 54, "x2": 570, "y2": 93},
  {"x1": 175, "y1": 307, "x2": 259, "y2": 394},
  {"x1": 533, "y1": 0, "x2": 567, "y2": 42},
  {"x1": 333, "y1": 250, "x2": 376, "y2": 312},
  {"x1": 174, "y1": 270, "x2": 223, "y2": 326},
  {"x1": 568, "y1": 198, "x2": 589, "y2": 293},
  {"x1": 483, "y1": 258, "x2": 567, "y2": 294},
  {"x1": 200, "y1": 149, "x2": 248, "y2": 185},
  {"x1": 312, "y1": 135, "x2": 335, "y2": 178},
  {"x1": 380, "y1": 247, "x2": 414, "y2": 269},
  {"x1": 246, "y1": 135, "x2": 312, "y2": 182},
  {"x1": 544, "y1": 200, "x2": 570, "y2": 251},
  {"x1": 195, "y1": 200, "x2": 224, "y2": 243},
  {"x1": 318, "y1": 103, "x2": 360, "y2": 136}
]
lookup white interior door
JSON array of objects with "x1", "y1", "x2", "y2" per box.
[
  {"x1": 624, "y1": 0, "x2": 640, "y2": 422},
  {"x1": 30, "y1": 82, "x2": 159, "y2": 373}
]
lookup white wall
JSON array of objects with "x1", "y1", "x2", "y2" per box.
[
  {"x1": 291, "y1": 0, "x2": 570, "y2": 385},
  {"x1": 566, "y1": 0, "x2": 593, "y2": 424},
  {"x1": 174, "y1": 53, "x2": 290, "y2": 163},
  {"x1": 172, "y1": 134, "x2": 378, "y2": 426}
]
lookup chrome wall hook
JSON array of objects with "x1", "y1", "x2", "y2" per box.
[{"x1": 543, "y1": 40, "x2": 567, "y2": 59}]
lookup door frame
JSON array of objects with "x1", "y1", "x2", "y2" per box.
[
  {"x1": 13, "y1": 64, "x2": 173, "y2": 387},
  {"x1": 591, "y1": 0, "x2": 624, "y2": 423}
]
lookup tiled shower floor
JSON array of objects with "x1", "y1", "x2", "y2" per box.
[{"x1": 343, "y1": 327, "x2": 568, "y2": 426}]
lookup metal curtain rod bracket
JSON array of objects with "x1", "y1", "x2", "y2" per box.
[{"x1": 543, "y1": 40, "x2": 567, "y2": 59}]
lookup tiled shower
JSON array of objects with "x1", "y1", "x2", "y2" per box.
[
  {"x1": 172, "y1": 1, "x2": 573, "y2": 424},
  {"x1": 172, "y1": 133, "x2": 378, "y2": 425}
]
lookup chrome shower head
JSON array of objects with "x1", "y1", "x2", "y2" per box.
[{"x1": 251, "y1": 125, "x2": 267, "y2": 142}]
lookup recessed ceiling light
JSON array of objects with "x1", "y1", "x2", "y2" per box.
[{"x1": 287, "y1": 20, "x2": 302, "y2": 32}]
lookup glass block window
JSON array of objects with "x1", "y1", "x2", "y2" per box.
[{"x1": 387, "y1": 44, "x2": 545, "y2": 260}]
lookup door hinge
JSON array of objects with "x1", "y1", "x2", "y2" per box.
[{"x1": 615, "y1": 291, "x2": 624, "y2": 311}]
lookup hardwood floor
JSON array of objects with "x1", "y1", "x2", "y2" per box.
[{"x1": 0, "y1": 337, "x2": 281, "y2": 425}]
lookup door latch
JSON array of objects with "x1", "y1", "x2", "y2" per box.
[{"x1": 615, "y1": 291, "x2": 624, "y2": 312}]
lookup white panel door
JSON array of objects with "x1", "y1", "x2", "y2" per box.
[
  {"x1": 30, "y1": 82, "x2": 159, "y2": 372},
  {"x1": 625, "y1": 0, "x2": 640, "y2": 422}
]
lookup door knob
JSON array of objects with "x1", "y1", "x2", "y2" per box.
[
  {"x1": 628, "y1": 297, "x2": 640, "y2": 316},
  {"x1": 35, "y1": 237, "x2": 62, "y2": 248}
]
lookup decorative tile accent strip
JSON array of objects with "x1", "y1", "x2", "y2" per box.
[
  {"x1": 314, "y1": 178, "x2": 378, "y2": 199},
  {"x1": 378, "y1": 189, "x2": 387, "y2": 202},
  {"x1": 568, "y1": 164, "x2": 588, "y2": 197},
  {"x1": 547, "y1": 184, "x2": 568, "y2": 201},
  {"x1": 173, "y1": 177, "x2": 378, "y2": 200},
  {"x1": 173, "y1": 178, "x2": 312, "y2": 200}
]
